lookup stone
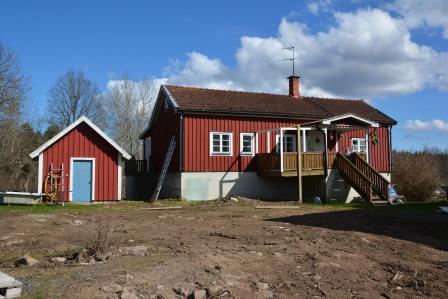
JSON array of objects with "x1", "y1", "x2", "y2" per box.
[
  {"x1": 73, "y1": 219, "x2": 84, "y2": 225},
  {"x1": 120, "y1": 287, "x2": 139, "y2": 299},
  {"x1": 102, "y1": 283, "x2": 123, "y2": 293},
  {"x1": 15, "y1": 255, "x2": 40, "y2": 267},
  {"x1": 229, "y1": 197, "x2": 239, "y2": 203},
  {"x1": 193, "y1": 289, "x2": 207, "y2": 299},
  {"x1": 50, "y1": 257, "x2": 67, "y2": 263},
  {"x1": 256, "y1": 282, "x2": 269, "y2": 290},
  {"x1": 119, "y1": 245, "x2": 148, "y2": 256}
]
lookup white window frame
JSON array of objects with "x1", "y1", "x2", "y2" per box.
[
  {"x1": 210, "y1": 132, "x2": 233, "y2": 156},
  {"x1": 275, "y1": 134, "x2": 297, "y2": 153},
  {"x1": 240, "y1": 133, "x2": 255, "y2": 156},
  {"x1": 351, "y1": 138, "x2": 367, "y2": 153}
]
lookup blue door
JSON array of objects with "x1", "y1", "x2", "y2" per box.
[{"x1": 72, "y1": 160, "x2": 93, "y2": 202}]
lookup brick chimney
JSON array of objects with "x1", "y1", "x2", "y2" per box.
[{"x1": 288, "y1": 75, "x2": 300, "y2": 98}]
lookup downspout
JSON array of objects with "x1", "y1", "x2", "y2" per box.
[
  {"x1": 388, "y1": 126, "x2": 393, "y2": 174},
  {"x1": 179, "y1": 113, "x2": 184, "y2": 172}
]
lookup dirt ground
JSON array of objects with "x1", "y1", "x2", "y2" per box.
[{"x1": 1, "y1": 199, "x2": 448, "y2": 299}]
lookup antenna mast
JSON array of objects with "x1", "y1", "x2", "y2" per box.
[{"x1": 279, "y1": 46, "x2": 296, "y2": 76}]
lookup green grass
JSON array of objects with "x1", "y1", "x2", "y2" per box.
[{"x1": 0, "y1": 202, "x2": 103, "y2": 214}]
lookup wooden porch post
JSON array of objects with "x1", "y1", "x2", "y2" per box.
[{"x1": 296, "y1": 125, "x2": 303, "y2": 203}]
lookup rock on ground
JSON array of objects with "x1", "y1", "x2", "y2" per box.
[{"x1": 15, "y1": 255, "x2": 39, "y2": 267}]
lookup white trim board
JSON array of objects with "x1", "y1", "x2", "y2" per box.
[
  {"x1": 321, "y1": 113, "x2": 379, "y2": 127},
  {"x1": 117, "y1": 152, "x2": 122, "y2": 201},
  {"x1": 29, "y1": 116, "x2": 132, "y2": 160},
  {"x1": 69, "y1": 157, "x2": 96, "y2": 202},
  {"x1": 37, "y1": 153, "x2": 43, "y2": 194}
]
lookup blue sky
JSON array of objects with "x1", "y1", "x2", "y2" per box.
[{"x1": 1, "y1": 0, "x2": 447, "y2": 150}]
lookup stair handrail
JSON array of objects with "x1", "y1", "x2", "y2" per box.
[
  {"x1": 335, "y1": 152, "x2": 373, "y2": 202},
  {"x1": 349, "y1": 153, "x2": 389, "y2": 201}
]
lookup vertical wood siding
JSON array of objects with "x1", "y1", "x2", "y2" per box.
[
  {"x1": 149, "y1": 102, "x2": 180, "y2": 172},
  {"x1": 42, "y1": 122, "x2": 119, "y2": 201},
  {"x1": 330, "y1": 126, "x2": 390, "y2": 172},
  {"x1": 183, "y1": 115, "x2": 391, "y2": 173},
  {"x1": 183, "y1": 115, "x2": 306, "y2": 172}
]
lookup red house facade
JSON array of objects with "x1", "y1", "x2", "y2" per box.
[
  {"x1": 30, "y1": 117, "x2": 131, "y2": 202},
  {"x1": 140, "y1": 77, "x2": 396, "y2": 203}
]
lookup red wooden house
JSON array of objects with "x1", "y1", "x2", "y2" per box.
[
  {"x1": 30, "y1": 116, "x2": 131, "y2": 202},
  {"x1": 139, "y1": 76, "x2": 396, "y2": 203}
]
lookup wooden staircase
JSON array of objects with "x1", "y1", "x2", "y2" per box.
[{"x1": 334, "y1": 152, "x2": 389, "y2": 204}]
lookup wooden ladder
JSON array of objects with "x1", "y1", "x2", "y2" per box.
[{"x1": 150, "y1": 136, "x2": 176, "y2": 202}]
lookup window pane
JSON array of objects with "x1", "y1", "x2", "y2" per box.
[
  {"x1": 213, "y1": 134, "x2": 220, "y2": 141},
  {"x1": 222, "y1": 134, "x2": 230, "y2": 141},
  {"x1": 213, "y1": 140, "x2": 220, "y2": 146},
  {"x1": 222, "y1": 146, "x2": 230, "y2": 153},
  {"x1": 222, "y1": 140, "x2": 229, "y2": 147},
  {"x1": 213, "y1": 146, "x2": 220, "y2": 152}
]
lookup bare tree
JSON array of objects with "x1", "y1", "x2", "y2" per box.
[
  {"x1": 0, "y1": 43, "x2": 26, "y2": 124},
  {"x1": 47, "y1": 70, "x2": 105, "y2": 127},
  {"x1": 107, "y1": 76, "x2": 157, "y2": 158},
  {"x1": 0, "y1": 43, "x2": 33, "y2": 191}
]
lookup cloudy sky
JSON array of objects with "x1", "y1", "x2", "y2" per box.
[{"x1": 1, "y1": 0, "x2": 447, "y2": 150}]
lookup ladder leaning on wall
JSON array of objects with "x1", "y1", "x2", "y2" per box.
[
  {"x1": 44, "y1": 163, "x2": 65, "y2": 204},
  {"x1": 150, "y1": 136, "x2": 176, "y2": 202}
]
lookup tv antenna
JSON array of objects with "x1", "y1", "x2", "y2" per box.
[{"x1": 279, "y1": 46, "x2": 296, "y2": 76}]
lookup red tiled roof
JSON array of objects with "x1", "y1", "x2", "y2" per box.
[{"x1": 165, "y1": 85, "x2": 396, "y2": 125}]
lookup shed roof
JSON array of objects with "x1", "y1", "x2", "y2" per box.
[{"x1": 29, "y1": 116, "x2": 132, "y2": 160}]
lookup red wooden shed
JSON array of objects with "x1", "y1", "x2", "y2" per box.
[{"x1": 30, "y1": 116, "x2": 131, "y2": 202}]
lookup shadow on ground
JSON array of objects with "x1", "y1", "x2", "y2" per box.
[{"x1": 267, "y1": 203, "x2": 448, "y2": 251}]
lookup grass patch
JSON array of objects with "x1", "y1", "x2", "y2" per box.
[{"x1": 0, "y1": 203, "x2": 103, "y2": 214}]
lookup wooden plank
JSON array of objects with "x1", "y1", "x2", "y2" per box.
[
  {"x1": 141, "y1": 206, "x2": 183, "y2": 210},
  {"x1": 255, "y1": 205, "x2": 302, "y2": 209},
  {"x1": 297, "y1": 125, "x2": 302, "y2": 203}
]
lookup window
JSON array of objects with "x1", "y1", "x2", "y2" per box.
[
  {"x1": 352, "y1": 138, "x2": 366, "y2": 153},
  {"x1": 276, "y1": 134, "x2": 296, "y2": 153},
  {"x1": 164, "y1": 96, "x2": 169, "y2": 111},
  {"x1": 144, "y1": 137, "x2": 152, "y2": 159},
  {"x1": 210, "y1": 132, "x2": 232, "y2": 156},
  {"x1": 240, "y1": 133, "x2": 255, "y2": 156}
]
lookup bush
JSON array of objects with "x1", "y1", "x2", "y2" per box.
[
  {"x1": 87, "y1": 217, "x2": 111, "y2": 255},
  {"x1": 392, "y1": 150, "x2": 442, "y2": 202}
]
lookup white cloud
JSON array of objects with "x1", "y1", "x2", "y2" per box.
[
  {"x1": 163, "y1": 8, "x2": 448, "y2": 98},
  {"x1": 307, "y1": 0, "x2": 332, "y2": 15},
  {"x1": 403, "y1": 119, "x2": 448, "y2": 132},
  {"x1": 388, "y1": 0, "x2": 448, "y2": 38},
  {"x1": 107, "y1": 7, "x2": 448, "y2": 100}
]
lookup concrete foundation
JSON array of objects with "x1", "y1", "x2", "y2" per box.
[
  {"x1": 326, "y1": 170, "x2": 391, "y2": 203},
  {"x1": 149, "y1": 170, "x2": 391, "y2": 202},
  {"x1": 159, "y1": 172, "x2": 327, "y2": 201}
]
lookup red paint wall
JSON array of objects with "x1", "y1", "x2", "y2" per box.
[
  {"x1": 182, "y1": 115, "x2": 391, "y2": 173},
  {"x1": 328, "y1": 126, "x2": 391, "y2": 172},
  {"x1": 147, "y1": 102, "x2": 180, "y2": 172},
  {"x1": 42, "y1": 122, "x2": 119, "y2": 201},
  {"x1": 183, "y1": 115, "x2": 306, "y2": 172}
]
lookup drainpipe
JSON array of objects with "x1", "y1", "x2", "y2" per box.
[
  {"x1": 179, "y1": 113, "x2": 184, "y2": 172},
  {"x1": 388, "y1": 126, "x2": 393, "y2": 174}
]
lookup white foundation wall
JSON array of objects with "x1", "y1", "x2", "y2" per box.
[
  {"x1": 326, "y1": 169, "x2": 391, "y2": 203},
  {"x1": 179, "y1": 172, "x2": 298, "y2": 201}
]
